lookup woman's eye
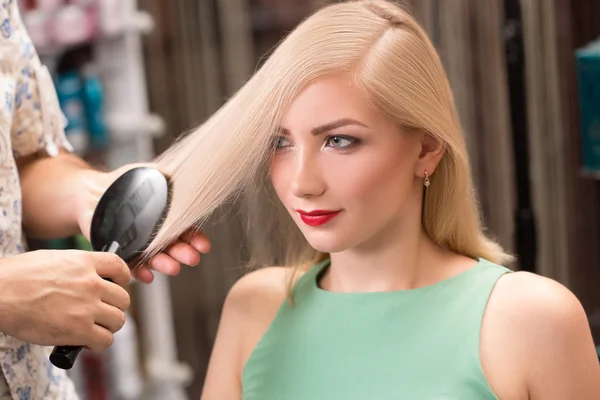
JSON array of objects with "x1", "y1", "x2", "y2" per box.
[
  {"x1": 326, "y1": 135, "x2": 357, "y2": 149},
  {"x1": 273, "y1": 136, "x2": 292, "y2": 149}
]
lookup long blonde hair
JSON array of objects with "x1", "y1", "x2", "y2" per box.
[{"x1": 142, "y1": 0, "x2": 513, "y2": 274}]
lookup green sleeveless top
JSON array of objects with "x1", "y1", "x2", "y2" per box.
[{"x1": 242, "y1": 258, "x2": 511, "y2": 399}]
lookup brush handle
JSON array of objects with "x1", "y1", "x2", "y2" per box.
[{"x1": 49, "y1": 241, "x2": 121, "y2": 370}]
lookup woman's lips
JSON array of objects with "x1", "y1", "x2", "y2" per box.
[{"x1": 295, "y1": 209, "x2": 341, "y2": 227}]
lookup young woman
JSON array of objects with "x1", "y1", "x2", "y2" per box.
[{"x1": 142, "y1": 1, "x2": 600, "y2": 398}]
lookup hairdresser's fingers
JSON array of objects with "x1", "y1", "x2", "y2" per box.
[
  {"x1": 131, "y1": 265, "x2": 154, "y2": 284},
  {"x1": 167, "y1": 241, "x2": 201, "y2": 266},
  {"x1": 95, "y1": 302, "x2": 126, "y2": 334},
  {"x1": 181, "y1": 230, "x2": 211, "y2": 253},
  {"x1": 87, "y1": 324, "x2": 115, "y2": 353},
  {"x1": 148, "y1": 253, "x2": 182, "y2": 276}
]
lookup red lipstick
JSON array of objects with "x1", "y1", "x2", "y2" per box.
[{"x1": 295, "y1": 209, "x2": 341, "y2": 226}]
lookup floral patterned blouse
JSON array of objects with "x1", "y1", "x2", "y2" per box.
[{"x1": 0, "y1": 1, "x2": 78, "y2": 399}]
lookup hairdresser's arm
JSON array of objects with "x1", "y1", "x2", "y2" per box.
[
  {"x1": 16, "y1": 149, "x2": 94, "y2": 239},
  {"x1": 16, "y1": 149, "x2": 211, "y2": 283}
]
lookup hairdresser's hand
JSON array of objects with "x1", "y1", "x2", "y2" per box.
[
  {"x1": 76, "y1": 164, "x2": 211, "y2": 284},
  {"x1": 130, "y1": 228, "x2": 211, "y2": 283},
  {"x1": 0, "y1": 249, "x2": 131, "y2": 351}
]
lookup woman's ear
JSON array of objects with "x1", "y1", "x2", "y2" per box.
[{"x1": 415, "y1": 133, "x2": 445, "y2": 177}]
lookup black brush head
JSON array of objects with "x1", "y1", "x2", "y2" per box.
[{"x1": 89, "y1": 167, "x2": 169, "y2": 263}]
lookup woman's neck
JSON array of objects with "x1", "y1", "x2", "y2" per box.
[{"x1": 322, "y1": 219, "x2": 475, "y2": 293}]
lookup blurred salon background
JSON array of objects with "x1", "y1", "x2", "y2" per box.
[{"x1": 20, "y1": 0, "x2": 600, "y2": 399}]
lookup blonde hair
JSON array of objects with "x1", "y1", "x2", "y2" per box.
[{"x1": 141, "y1": 0, "x2": 513, "y2": 276}]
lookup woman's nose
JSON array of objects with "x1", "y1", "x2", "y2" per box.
[{"x1": 290, "y1": 153, "x2": 326, "y2": 199}]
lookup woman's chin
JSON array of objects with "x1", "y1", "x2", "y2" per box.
[{"x1": 304, "y1": 233, "x2": 349, "y2": 254}]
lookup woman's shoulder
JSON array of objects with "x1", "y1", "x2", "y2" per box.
[
  {"x1": 482, "y1": 270, "x2": 600, "y2": 398},
  {"x1": 489, "y1": 270, "x2": 586, "y2": 329},
  {"x1": 225, "y1": 266, "x2": 305, "y2": 310},
  {"x1": 222, "y1": 266, "x2": 310, "y2": 336},
  {"x1": 487, "y1": 270, "x2": 593, "y2": 358},
  {"x1": 221, "y1": 266, "x2": 309, "y2": 367},
  {"x1": 203, "y1": 266, "x2": 309, "y2": 397}
]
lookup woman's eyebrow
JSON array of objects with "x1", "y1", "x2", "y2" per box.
[{"x1": 276, "y1": 118, "x2": 368, "y2": 136}]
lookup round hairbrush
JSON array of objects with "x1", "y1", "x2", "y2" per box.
[{"x1": 50, "y1": 167, "x2": 169, "y2": 370}]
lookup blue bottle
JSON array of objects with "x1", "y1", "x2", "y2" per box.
[
  {"x1": 55, "y1": 70, "x2": 89, "y2": 155},
  {"x1": 576, "y1": 38, "x2": 600, "y2": 177},
  {"x1": 81, "y1": 63, "x2": 108, "y2": 149}
]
